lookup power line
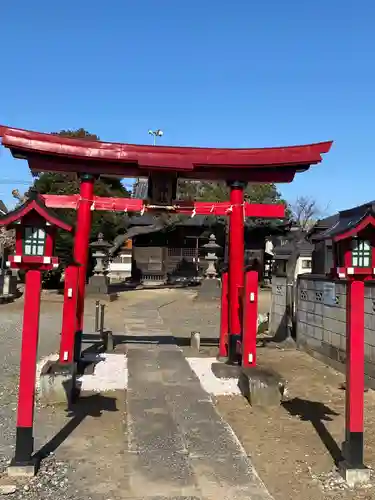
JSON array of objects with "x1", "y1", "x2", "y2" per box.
[{"x1": 0, "y1": 180, "x2": 32, "y2": 185}]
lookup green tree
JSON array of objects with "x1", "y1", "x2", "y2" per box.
[
  {"x1": 28, "y1": 129, "x2": 131, "y2": 259},
  {"x1": 177, "y1": 180, "x2": 289, "y2": 227},
  {"x1": 178, "y1": 180, "x2": 284, "y2": 203}
]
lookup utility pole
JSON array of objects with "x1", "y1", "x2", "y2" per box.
[
  {"x1": 148, "y1": 129, "x2": 163, "y2": 146},
  {"x1": 137, "y1": 129, "x2": 164, "y2": 203}
]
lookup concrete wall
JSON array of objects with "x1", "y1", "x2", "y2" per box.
[
  {"x1": 269, "y1": 275, "x2": 288, "y2": 339},
  {"x1": 269, "y1": 270, "x2": 310, "y2": 339},
  {"x1": 296, "y1": 275, "x2": 375, "y2": 388}
]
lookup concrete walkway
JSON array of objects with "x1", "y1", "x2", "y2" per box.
[{"x1": 123, "y1": 307, "x2": 273, "y2": 500}]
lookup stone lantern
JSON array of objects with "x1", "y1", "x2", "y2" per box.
[
  {"x1": 91, "y1": 233, "x2": 111, "y2": 276},
  {"x1": 87, "y1": 233, "x2": 115, "y2": 299},
  {"x1": 197, "y1": 234, "x2": 221, "y2": 301},
  {"x1": 202, "y1": 234, "x2": 221, "y2": 279}
]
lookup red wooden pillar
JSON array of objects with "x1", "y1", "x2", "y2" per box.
[
  {"x1": 242, "y1": 270, "x2": 258, "y2": 367},
  {"x1": 59, "y1": 265, "x2": 80, "y2": 364},
  {"x1": 73, "y1": 174, "x2": 95, "y2": 362},
  {"x1": 219, "y1": 271, "x2": 229, "y2": 358},
  {"x1": 227, "y1": 181, "x2": 246, "y2": 363},
  {"x1": 343, "y1": 279, "x2": 365, "y2": 468},
  {"x1": 12, "y1": 269, "x2": 42, "y2": 469}
]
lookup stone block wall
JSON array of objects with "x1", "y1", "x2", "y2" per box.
[
  {"x1": 296, "y1": 275, "x2": 375, "y2": 388},
  {"x1": 269, "y1": 276, "x2": 288, "y2": 338}
]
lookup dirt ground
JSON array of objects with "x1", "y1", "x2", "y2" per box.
[
  {"x1": 5, "y1": 287, "x2": 375, "y2": 499},
  {"x1": 215, "y1": 347, "x2": 375, "y2": 500}
]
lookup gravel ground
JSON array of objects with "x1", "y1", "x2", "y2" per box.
[
  {"x1": 0, "y1": 301, "x2": 64, "y2": 460},
  {"x1": 0, "y1": 455, "x2": 78, "y2": 499},
  {"x1": 0, "y1": 298, "x2": 77, "y2": 499},
  {"x1": 0, "y1": 295, "x2": 110, "y2": 499}
]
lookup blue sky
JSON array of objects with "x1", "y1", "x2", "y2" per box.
[{"x1": 0, "y1": 1, "x2": 374, "y2": 215}]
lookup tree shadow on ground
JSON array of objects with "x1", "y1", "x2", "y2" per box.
[
  {"x1": 34, "y1": 393, "x2": 118, "y2": 460},
  {"x1": 258, "y1": 310, "x2": 297, "y2": 346},
  {"x1": 282, "y1": 397, "x2": 343, "y2": 465}
]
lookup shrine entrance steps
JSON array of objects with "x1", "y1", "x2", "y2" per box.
[{"x1": 122, "y1": 307, "x2": 273, "y2": 500}]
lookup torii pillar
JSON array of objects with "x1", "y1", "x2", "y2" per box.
[
  {"x1": 73, "y1": 173, "x2": 95, "y2": 362},
  {"x1": 227, "y1": 181, "x2": 246, "y2": 363}
]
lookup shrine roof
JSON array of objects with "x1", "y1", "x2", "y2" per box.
[
  {"x1": 308, "y1": 213, "x2": 339, "y2": 241},
  {"x1": 0, "y1": 125, "x2": 332, "y2": 182},
  {"x1": 132, "y1": 178, "x2": 149, "y2": 199},
  {"x1": 274, "y1": 237, "x2": 313, "y2": 259},
  {"x1": 129, "y1": 214, "x2": 212, "y2": 227},
  {"x1": 0, "y1": 190, "x2": 72, "y2": 232},
  {"x1": 314, "y1": 202, "x2": 375, "y2": 242},
  {"x1": 0, "y1": 200, "x2": 8, "y2": 215}
]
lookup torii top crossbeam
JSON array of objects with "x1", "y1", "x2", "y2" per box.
[{"x1": 0, "y1": 126, "x2": 332, "y2": 183}]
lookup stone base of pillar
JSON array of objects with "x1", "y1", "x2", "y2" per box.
[
  {"x1": 239, "y1": 366, "x2": 286, "y2": 407},
  {"x1": 211, "y1": 362, "x2": 241, "y2": 379},
  {"x1": 87, "y1": 274, "x2": 109, "y2": 294},
  {"x1": 195, "y1": 278, "x2": 221, "y2": 301},
  {"x1": 339, "y1": 461, "x2": 370, "y2": 487},
  {"x1": 8, "y1": 461, "x2": 37, "y2": 478},
  {"x1": 8, "y1": 428, "x2": 38, "y2": 477},
  {"x1": 86, "y1": 275, "x2": 118, "y2": 301},
  {"x1": 38, "y1": 361, "x2": 77, "y2": 405},
  {"x1": 0, "y1": 293, "x2": 16, "y2": 304}
]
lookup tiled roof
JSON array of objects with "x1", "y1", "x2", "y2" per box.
[
  {"x1": 0, "y1": 200, "x2": 7, "y2": 215},
  {"x1": 312, "y1": 200, "x2": 375, "y2": 241},
  {"x1": 274, "y1": 234, "x2": 313, "y2": 259},
  {"x1": 128, "y1": 214, "x2": 213, "y2": 227},
  {"x1": 132, "y1": 178, "x2": 148, "y2": 199}
]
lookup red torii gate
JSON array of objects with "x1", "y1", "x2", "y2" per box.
[
  {"x1": 0, "y1": 125, "x2": 332, "y2": 365},
  {"x1": 41, "y1": 194, "x2": 285, "y2": 362}
]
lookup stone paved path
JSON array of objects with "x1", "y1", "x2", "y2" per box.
[
  {"x1": 3, "y1": 295, "x2": 273, "y2": 499},
  {"x1": 123, "y1": 306, "x2": 273, "y2": 500}
]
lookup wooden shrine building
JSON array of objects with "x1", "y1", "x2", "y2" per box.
[{"x1": 126, "y1": 178, "x2": 292, "y2": 284}]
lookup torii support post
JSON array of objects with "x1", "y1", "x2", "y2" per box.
[
  {"x1": 59, "y1": 264, "x2": 80, "y2": 364},
  {"x1": 242, "y1": 270, "x2": 258, "y2": 367},
  {"x1": 9, "y1": 269, "x2": 42, "y2": 476},
  {"x1": 219, "y1": 271, "x2": 229, "y2": 359},
  {"x1": 227, "y1": 181, "x2": 245, "y2": 364},
  {"x1": 73, "y1": 174, "x2": 95, "y2": 363},
  {"x1": 340, "y1": 279, "x2": 369, "y2": 484}
]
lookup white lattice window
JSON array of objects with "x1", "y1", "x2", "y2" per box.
[
  {"x1": 24, "y1": 227, "x2": 46, "y2": 256},
  {"x1": 352, "y1": 239, "x2": 371, "y2": 267}
]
